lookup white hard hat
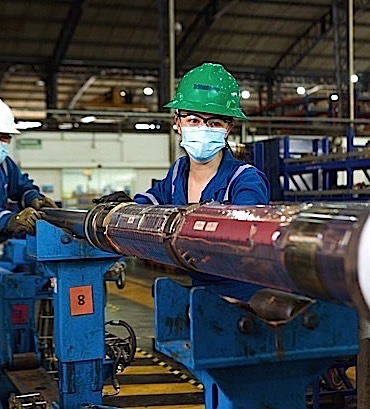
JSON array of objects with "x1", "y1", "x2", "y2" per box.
[{"x1": 0, "y1": 99, "x2": 20, "y2": 134}]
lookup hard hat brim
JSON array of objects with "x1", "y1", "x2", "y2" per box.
[{"x1": 164, "y1": 100, "x2": 248, "y2": 120}]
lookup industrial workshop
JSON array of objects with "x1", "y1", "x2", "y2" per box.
[{"x1": 1, "y1": 1, "x2": 370, "y2": 408}]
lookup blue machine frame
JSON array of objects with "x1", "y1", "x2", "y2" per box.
[
  {"x1": 0, "y1": 221, "x2": 124, "y2": 409},
  {"x1": 155, "y1": 278, "x2": 358, "y2": 409}
]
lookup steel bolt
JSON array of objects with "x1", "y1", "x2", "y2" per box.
[
  {"x1": 61, "y1": 235, "x2": 71, "y2": 244},
  {"x1": 302, "y1": 312, "x2": 319, "y2": 330},
  {"x1": 238, "y1": 316, "x2": 254, "y2": 334}
]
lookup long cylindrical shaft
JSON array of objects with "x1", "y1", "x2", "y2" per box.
[{"x1": 44, "y1": 202, "x2": 370, "y2": 316}]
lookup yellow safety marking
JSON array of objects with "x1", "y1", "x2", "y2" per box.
[
  {"x1": 124, "y1": 365, "x2": 171, "y2": 375},
  {"x1": 135, "y1": 350, "x2": 153, "y2": 359},
  {"x1": 104, "y1": 382, "x2": 201, "y2": 395},
  {"x1": 135, "y1": 348, "x2": 204, "y2": 391},
  {"x1": 125, "y1": 276, "x2": 153, "y2": 288},
  {"x1": 106, "y1": 303, "x2": 120, "y2": 312},
  {"x1": 107, "y1": 280, "x2": 153, "y2": 309}
]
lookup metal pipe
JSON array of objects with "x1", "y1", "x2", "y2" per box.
[
  {"x1": 42, "y1": 208, "x2": 87, "y2": 238},
  {"x1": 41, "y1": 202, "x2": 370, "y2": 317},
  {"x1": 42, "y1": 203, "x2": 370, "y2": 315}
]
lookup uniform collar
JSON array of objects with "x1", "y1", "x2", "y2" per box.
[{"x1": 198, "y1": 149, "x2": 239, "y2": 201}]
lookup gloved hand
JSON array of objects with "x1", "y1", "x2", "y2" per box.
[
  {"x1": 93, "y1": 191, "x2": 133, "y2": 204},
  {"x1": 6, "y1": 207, "x2": 43, "y2": 235},
  {"x1": 30, "y1": 196, "x2": 58, "y2": 210}
]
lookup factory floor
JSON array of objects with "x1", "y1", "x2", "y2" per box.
[
  {"x1": 103, "y1": 258, "x2": 356, "y2": 409},
  {"x1": 103, "y1": 258, "x2": 204, "y2": 409}
]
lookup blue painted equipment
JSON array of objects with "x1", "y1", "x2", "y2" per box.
[
  {"x1": 155, "y1": 279, "x2": 358, "y2": 409},
  {"x1": 1, "y1": 202, "x2": 362, "y2": 409},
  {"x1": 0, "y1": 238, "x2": 52, "y2": 406},
  {"x1": 27, "y1": 221, "x2": 135, "y2": 408},
  {"x1": 0, "y1": 221, "x2": 136, "y2": 409}
]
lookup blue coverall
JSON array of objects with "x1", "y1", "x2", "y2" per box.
[
  {"x1": 0, "y1": 157, "x2": 43, "y2": 242},
  {"x1": 134, "y1": 149, "x2": 270, "y2": 301}
]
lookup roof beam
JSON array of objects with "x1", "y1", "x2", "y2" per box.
[
  {"x1": 177, "y1": 0, "x2": 240, "y2": 67},
  {"x1": 50, "y1": 0, "x2": 87, "y2": 71},
  {"x1": 46, "y1": 0, "x2": 87, "y2": 110},
  {"x1": 272, "y1": 6, "x2": 333, "y2": 72},
  {"x1": 272, "y1": 0, "x2": 370, "y2": 73}
]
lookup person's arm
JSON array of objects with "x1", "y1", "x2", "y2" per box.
[
  {"x1": 134, "y1": 162, "x2": 178, "y2": 205},
  {"x1": 0, "y1": 207, "x2": 43, "y2": 242},
  {"x1": 0, "y1": 209, "x2": 15, "y2": 242},
  {"x1": 5, "y1": 157, "x2": 43, "y2": 208},
  {"x1": 228, "y1": 167, "x2": 270, "y2": 205},
  {"x1": 4, "y1": 158, "x2": 57, "y2": 209}
]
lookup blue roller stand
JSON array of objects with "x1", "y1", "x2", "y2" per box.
[
  {"x1": 0, "y1": 238, "x2": 50, "y2": 407},
  {"x1": 154, "y1": 278, "x2": 358, "y2": 409},
  {"x1": 27, "y1": 221, "x2": 120, "y2": 409}
]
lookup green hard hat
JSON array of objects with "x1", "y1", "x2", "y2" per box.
[{"x1": 164, "y1": 62, "x2": 247, "y2": 120}]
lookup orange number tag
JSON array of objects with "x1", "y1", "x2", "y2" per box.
[{"x1": 70, "y1": 286, "x2": 94, "y2": 316}]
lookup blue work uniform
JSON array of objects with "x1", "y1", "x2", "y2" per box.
[
  {"x1": 0, "y1": 157, "x2": 43, "y2": 242},
  {"x1": 134, "y1": 149, "x2": 270, "y2": 301}
]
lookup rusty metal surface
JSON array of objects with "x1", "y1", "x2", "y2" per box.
[
  {"x1": 11, "y1": 353, "x2": 38, "y2": 371},
  {"x1": 44, "y1": 202, "x2": 370, "y2": 315},
  {"x1": 5, "y1": 368, "x2": 59, "y2": 404}
]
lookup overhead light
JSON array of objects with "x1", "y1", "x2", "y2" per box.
[
  {"x1": 296, "y1": 86, "x2": 306, "y2": 95},
  {"x1": 143, "y1": 87, "x2": 154, "y2": 96},
  {"x1": 350, "y1": 74, "x2": 359, "y2": 83},
  {"x1": 80, "y1": 116, "x2": 96, "y2": 124},
  {"x1": 36, "y1": 80, "x2": 45, "y2": 87},
  {"x1": 58, "y1": 122, "x2": 73, "y2": 130},
  {"x1": 135, "y1": 122, "x2": 161, "y2": 130},
  {"x1": 330, "y1": 93, "x2": 339, "y2": 101},
  {"x1": 16, "y1": 121, "x2": 42, "y2": 130},
  {"x1": 241, "y1": 90, "x2": 250, "y2": 99},
  {"x1": 120, "y1": 90, "x2": 127, "y2": 97},
  {"x1": 135, "y1": 123, "x2": 150, "y2": 130}
]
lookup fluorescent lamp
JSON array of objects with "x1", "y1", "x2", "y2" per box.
[
  {"x1": 241, "y1": 90, "x2": 250, "y2": 99},
  {"x1": 330, "y1": 93, "x2": 339, "y2": 101},
  {"x1": 143, "y1": 87, "x2": 154, "y2": 96},
  {"x1": 16, "y1": 121, "x2": 42, "y2": 130},
  {"x1": 135, "y1": 123, "x2": 151, "y2": 130},
  {"x1": 58, "y1": 123, "x2": 73, "y2": 130},
  {"x1": 81, "y1": 116, "x2": 96, "y2": 124}
]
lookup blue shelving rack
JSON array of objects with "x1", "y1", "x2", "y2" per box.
[{"x1": 250, "y1": 129, "x2": 370, "y2": 202}]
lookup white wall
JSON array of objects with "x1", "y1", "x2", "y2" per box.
[{"x1": 12, "y1": 131, "x2": 171, "y2": 201}]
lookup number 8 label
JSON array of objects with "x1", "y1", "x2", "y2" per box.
[{"x1": 70, "y1": 286, "x2": 94, "y2": 316}]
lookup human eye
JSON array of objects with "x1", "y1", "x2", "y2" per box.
[
  {"x1": 187, "y1": 116, "x2": 201, "y2": 126},
  {"x1": 208, "y1": 119, "x2": 225, "y2": 128}
]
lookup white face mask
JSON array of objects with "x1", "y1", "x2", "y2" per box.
[
  {"x1": 180, "y1": 126, "x2": 227, "y2": 163},
  {"x1": 0, "y1": 142, "x2": 9, "y2": 163}
]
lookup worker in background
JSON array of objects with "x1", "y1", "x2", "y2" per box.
[
  {"x1": 97, "y1": 63, "x2": 270, "y2": 301},
  {"x1": 0, "y1": 99, "x2": 58, "y2": 242}
]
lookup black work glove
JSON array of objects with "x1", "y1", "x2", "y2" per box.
[
  {"x1": 92, "y1": 191, "x2": 133, "y2": 204},
  {"x1": 6, "y1": 207, "x2": 43, "y2": 235},
  {"x1": 30, "y1": 196, "x2": 58, "y2": 210}
]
